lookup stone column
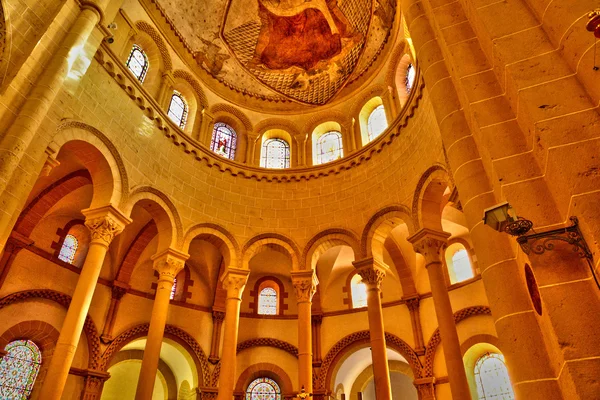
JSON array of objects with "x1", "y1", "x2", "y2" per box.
[
  {"x1": 216, "y1": 268, "x2": 249, "y2": 400},
  {"x1": 157, "y1": 71, "x2": 175, "y2": 108},
  {"x1": 291, "y1": 270, "x2": 318, "y2": 393},
  {"x1": 311, "y1": 314, "x2": 323, "y2": 367},
  {"x1": 41, "y1": 206, "x2": 131, "y2": 400},
  {"x1": 100, "y1": 281, "x2": 129, "y2": 343},
  {"x1": 135, "y1": 248, "x2": 189, "y2": 400},
  {"x1": 352, "y1": 258, "x2": 392, "y2": 400},
  {"x1": 403, "y1": 295, "x2": 425, "y2": 355},
  {"x1": 208, "y1": 310, "x2": 225, "y2": 364},
  {"x1": 0, "y1": 1, "x2": 107, "y2": 248},
  {"x1": 382, "y1": 86, "x2": 398, "y2": 122},
  {"x1": 408, "y1": 229, "x2": 471, "y2": 400},
  {"x1": 199, "y1": 109, "x2": 215, "y2": 146}
]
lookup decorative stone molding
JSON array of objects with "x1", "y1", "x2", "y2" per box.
[
  {"x1": 413, "y1": 377, "x2": 436, "y2": 400},
  {"x1": 314, "y1": 330, "x2": 423, "y2": 389},
  {"x1": 100, "y1": 323, "x2": 210, "y2": 386},
  {"x1": 151, "y1": 248, "x2": 189, "y2": 282},
  {"x1": 93, "y1": 42, "x2": 426, "y2": 182},
  {"x1": 236, "y1": 338, "x2": 299, "y2": 357},
  {"x1": 173, "y1": 69, "x2": 208, "y2": 107},
  {"x1": 422, "y1": 306, "x2": 492, "y2": 376},
  {"x1": 83, "y1": 206, "x2": 131, "y2": 246},
  {"x1": 291, "y1": 271, "x2": 318, "y2": 303},
  {"x1": 81, "y1": 370, "x2": 111, "y2": 400},
  {"x1": 410, "y1": 164, "x2": 450, "y2": 228},
  {"x1": 0, "y1": 290, "x2": 102, "y2": 370},
  {"x1": 404, "y1": 295, "x2": 420, "y2": 312},
  {"x1": 111, "y1": 282, "x2": 129, "y2": 300},
  {"x1": 221, "y1": 268, "x2": 249, "y2": 299},
  {"x1": 352, "y1": 258, "x2": 387, "y2": 289},
  {"x1": 134, "y1": 20, "x2": 172, "y2": 71},
  {"x1": 209, "y1": 103, "x2": 253, "y2": 132},
  {"x1": 407, "y1": 229, "x2": 451, "y2": 266}
]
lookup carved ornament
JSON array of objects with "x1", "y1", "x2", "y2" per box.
[
  {"x1": 291, "y1": 271, "x2": 318, "y2": 303},
  {"x1": 83, "y1": 206, "x2": 132, "y2": 246},
  {"x1": 152, "y1": 249, "x2": 189, "y2": 281},
  {"x1": 221, "y1": 268, "x2": 250, "y2": 298},
  {"x1": 353, "y1": 258, "x2": 387, "y2": 289},
  {"x1": 407, "y1": 229, "x2": 451, "y2": 266}
]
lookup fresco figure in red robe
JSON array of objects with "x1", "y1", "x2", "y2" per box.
[{"x1": 252, "y1": 0, "x2": 355, "y2": 71}]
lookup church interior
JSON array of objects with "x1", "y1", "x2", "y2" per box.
[{"x1": 0, "y1": 0, "x2": 599, "y2": 399}]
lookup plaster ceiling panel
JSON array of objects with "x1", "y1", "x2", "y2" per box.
[{"x1": 153, "y1": 0, "x2": 397, "y2": 105}]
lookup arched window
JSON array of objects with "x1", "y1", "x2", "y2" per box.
[
  {"x1": 246, "y1": 377, "x2": 281, "y2": 400},
  {"x1": 58, "y1": 234, "x2": 78, "y2": 264},
  {"x1": 474, "y1": 353, "x2": 514, "y2": 400},
  {"x1": 445, "y1": 244, "x2": 474, "y2": 284},
  {"x1": 351, "y1": 274, "x2": 368, "y2": 309},
  {"x1": 170, "y1": 278, "x2": 177, "y2": 300},
  {"x1": 258, "y1": 287, "x2": 278, "y2": 315},
  {"x1": 126, "y1": 44, "x2": 149, "y2": 82},
  {"x1": 211, "y1": 122, "x2": 237, "y2": 160},
  {"x1": 316, "y1": 131, "x2": 343, "y2": 165},
  {"x1": 367, "y1": 105, "x2": 388, "y2": 142},
  {"x1": 261, "y1": 138, "x2": 290, "y2": 169},
  {"x1": 0, "y1": 340, "x2": 42, "y2": 399},
  {"x1": 406, "y1": 63, "x2": 416, "y2": 93},
  {"x1": 167, "y1": 91, "x2": 188, "y2": 129}
]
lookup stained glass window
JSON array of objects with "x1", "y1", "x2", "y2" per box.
[
  {"x1": 261, "y1": 138, "x2": 290, "y2": 169},
  {"x1": 258, "y1": 287, "x2": 278, "y2": 315},
  {"x1": 406, "y1": 63, "x2": 416, "y2": 93},
  {"x1": 474, "y1": 353, "x2": 515, "y2": 400},
  {"x1": 451, "y1": 249, "x2": 474, "y2": 283},
  {"x1": 211, "y1": 123, "x2": 237, "y2": 160},
  {"x1": 246, "y1": 377, "x2": 281, "y2": 400},
  {"x1": 170, "y1": 278, "x2": 177, "y2": 300},
  {"x1": 316, "y1": 131, "x2": 343, "y2": 165},
  {"x1": 126, "y1": 44, "x2": 149, "y2": 83},
  {"x1": 0, "y1": 340, "x2": 42, "y2": 399},
  {"x1": 367, "y1": 105, "x2": 387, "y2": 142},
  {"x1": 167, "y1": 92, "x2": 188, "y2": 129},
  {"x1": 351, "y1": 274, "x2": 368, "y2": 309},
  {"x1": 58, "y1": 234, "x2": 78, "y2": 264}
]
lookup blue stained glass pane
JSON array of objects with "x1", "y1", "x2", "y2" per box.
[
  {"x1": 126, "y1": 45, "x2": 149, "y2": 82},
  {"x1": 316, "y1": 131, "x2": 343, "y2": 165},
  {"x1": 367, "y1": 105, "x2": 387, "y2": 142},
  {"x1": 168, "y1": 92, "x2": 188, "y2": 129},
  {"x1": 261, "y1": 138, "x2": 290, "y2": 169},
  {"x1": 258, "y1": 287, "x2": 277, "y2": 315},
  {"x1": 246, "y1": 377, "x2": 281, "y2": 400},
  {"x1": 211, "y1": 123, "x2": 238, "y2": 160},
  {"x1": 474, "y1": 353, "x2": 515, "y2": 400},
  {"x1": 0, "y1": 340, "x2": 42, "y2": 399},
  {"x1": 58, "y1": 234, "x2": 78, "y2": 264}
]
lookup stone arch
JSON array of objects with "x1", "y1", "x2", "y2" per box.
[
  {"x1": 0, "y1": 289, "x2": 102, "y2": 369},
  {"x1": 209, "y1": 104, "x2": 252, "y2": 163},
  {"x1": 115, "y1": 220, "x2": 158, "y2": 283},
  {"x1": 255, "y1": 118, "x2": 302, "y2": 138},
  {"x1": 173, "y1": 70, "x2": 208, "y2": 108},
  {"x1": 361, "y1": 205, "x2": 415, "y2": 262},
  {"x1": 303, "y1": 228, "x2": 361, "y2": 270},
  {"x1": 302, "y1": 111, "x2": 349, "y2": 136},
  {"x1": 124, "y1": 186, "x2": 184, "y2": 251},
  {"x1": 133, "y1": 21, "x2": 172, "y2": 72},
  {"x1": 316, "y1": 331, "x2": 423, "y2": 390},
  {"x1": 100, "y1": 323, "x2": 210, "y2": 387},
  {"x1": 350, "y1": 84, "x2": 388, "y2": 122},
  {"x1": 385, "y1": 40, "x2": 410, "y2": 88},
  {"x1": 235, "y1": 363, "x2": 294, "y2": 397},
  {"x1": 236, "y1": 338, "x2": 298, "y2": 358},
  {"x1": 422, "y1": 306, "x2": 492, "y2": 377},
  {"x1": 242, "y1": 234, "x2": 301, "y2": 271},
  {"x1": 52, "y1": 121, "x2": 129, "y2": 207},
  {"x1": 170, "y1": 73, "x2": 201, "y2": 136},
  {"x1": 210, "y1": 103, "x2": 253, "y2": 133},
  {"x1": 108, "y1": 349, "x2": 177, "y2": 400},
  {"x1": 183, "y1": 223, "x2": 240, "y2": 268},
  {"x1": 412, "y1": 165, "x2": 452, "y2": 231}
]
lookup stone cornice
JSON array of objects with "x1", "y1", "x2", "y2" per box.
[{"x1": 94, "y1": 43, "x2": 425, "y2": 182}]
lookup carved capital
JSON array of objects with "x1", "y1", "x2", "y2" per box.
[
  {"x1": 407, "y1": 229, "x2": 450, "y2": 266},
  {"x1": 352, "y1": 258, "x2": 386, "y2": 289},
  {"x1": 403, "y1": 295, "x2": 420, "y2": 312},
  {"x1": 111, "y1": 281, "x2": 129, "y2": 300},
  {"x1": 212, "y1": 311, "x2": 225, "y2": 323},
  {"x1": 41, "y1": 146, "x2": 60, "y2": 177},
  {"x1": 221, "y1": 268, "x2": 250, "y2": 299},
  {"x1": 152, "y1": 248, "x2": 189, "y2": 283},
  {"x1": 83, "y1": 206, "x2": 131, "y2": 246},
  {"x1": 82, "y1": 369, "x2": 111, "y2": 398},
  {"x1": 311, "y1": 314, "x2": 323, "y2": 324},
  {"x1": 413, "y1": 377, "x2": 436, "y2": 399},
  {"x1": 291, "y1": 270, "x2": 318, "y2": 303}
]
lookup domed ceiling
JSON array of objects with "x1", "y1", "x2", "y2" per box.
[{"x1": 151, "y1": 0, "x2": 398, "y2": 106}]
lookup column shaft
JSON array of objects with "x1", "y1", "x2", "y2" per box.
[
  {"x1": 41, "y1": 240, "x2": 110, "y2": 399},
  {"x1": 135, "y1": 276, "x2": 174, "y2": 399},
  {"x1": 297, "y1": 301, "x2": 312, "y2": 392}
]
